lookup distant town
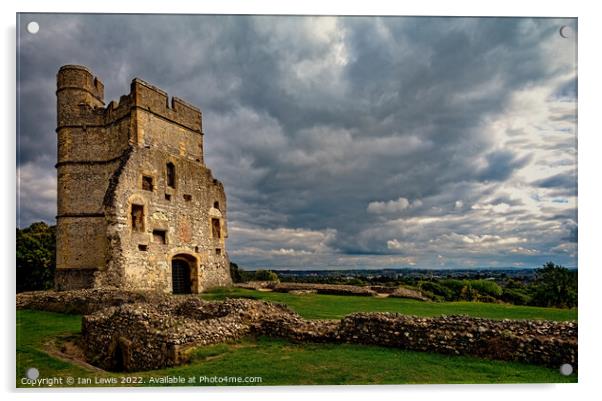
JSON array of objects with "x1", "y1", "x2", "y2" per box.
[{"x1": 254, "y1": 267, "x2": 576, "y2": 284}]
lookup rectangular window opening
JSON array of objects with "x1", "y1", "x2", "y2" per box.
[
  {"x1": 216, "y1": 248, "x2": 221, "y2": 255},
  {"x1": 142, "y1": 175, "x2": 154, "y2": 191},
  {"x1": 153, "y1": 229, "x2": 167, "y2": 244},
  {"x1": 138, "y1": 244, "x2": 148, "y2": 251},
  {"x1": 211, "y1": 218, "x2": 221, "y2": 239},
  {"x1": 166, "y1": 162, "x2": 176, "y2": 188},
  {"x1": 165, "y1": 194, "x2": 171, "y2": 201},
  {"x1": 131, "y1": 204, "x2": 145, "y2": 231},
  {"x1": 184, "y1": 194, "x2": 192, "y2": 202}
]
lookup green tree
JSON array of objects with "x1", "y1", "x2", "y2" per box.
[
  {"x1": 254, "y1": 269, "x2": 279, "y2": 282},
  {"x1": 439, "y1": 279, "x2": 465, "y2": 300},
  {"x1": 460, "y1": 283, "x2": 477, "y2": 301},
  {"x1": 469, "y1": 280, "x2": 503, "y2": 297},
  {"x1": 347, "y1": 278, "x2": 365, "y2": 286},
  {"x1": 501, "y1": 288, "x2": 531, "y2": 305},
  {"x1": 418, "y1": 281, "x2": 453, "y2": 300},
  {"x1": 16, "y1": 222, "x2": 56, "y2": 292},
  {"x1": 530, "y1": 262, "x2": 577, "y2": 308},
  {"x1": 229, "y1": 261, "x2": 243, "y2": 283}
]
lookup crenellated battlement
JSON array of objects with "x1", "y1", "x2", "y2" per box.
[
  {"x1": 56, "y1": 66, "x2": 202, "y2": 133},
  {"x1": 130, "y1": 78, "x2": 202, "y2": 133}
]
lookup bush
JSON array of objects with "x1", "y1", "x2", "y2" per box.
[
  {"x1": 439, "y1": 279, "x2": 465, "y2": 300},
  {"x1": 459, "y1": 283, "x2": 477, "y2": 301},
  {"x1": 475, "y1": 294, "x2": 499, "y2": 303},
  {"x1": 418, "y1": 281, "x2": 453, "y2": 300},
  {"x1": 468, "y1": 280, "x2": 503, "y2": 297},
  {"x1": 253, "y1": 269, "x2": 279, "y2": 282},
  {"x1": 501, "y1": 288, "x2": 531, "y2": 305},
  {"x1": 346, "y1": 278, "x2": 365, "y2": 286},
  {"x1": 418, "y1": 289, "x2": 443, "y2": 302}
]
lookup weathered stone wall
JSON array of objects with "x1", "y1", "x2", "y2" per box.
[
  {"x1": 20, "y1": 290, "x2": 574, "y2": 372},
  {"x1": 16, "y1": 289, "x2": 170, "y2": 314},
  {"x1": 54, "y1": 269, "x2": 98, "y2": 291},
  {"x1": 108, "y1": 144, "x2": 230, "y2": 292},
  {"x1": 55, "y1": 65, "x2": 231, "y2": 293},
  {"x1": 81, "y1": 298, "x2": 295, "y2": 371},
  {"x1": 335, "y1": 313, "x2": 577, "y2": 369},
  {"x1": 82, "y1": 303, "x2": 252, "y2": 371},
  {"x1": 81, "y1": 300, "x2": 576, "y2": 372},
  {"x1": 55, "y1": 66, "x2": 125, "y2": 275}
]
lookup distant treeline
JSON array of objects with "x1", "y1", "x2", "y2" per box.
[
  {"x1": 229, "y1": 263, "x2": 278, "y2": 282},
  {"x1": 409, "y1": 263, "x2": 577, "y2": 308},
  {"x1": 231, "y1": 261, "x2": 577, "y2": 309}
]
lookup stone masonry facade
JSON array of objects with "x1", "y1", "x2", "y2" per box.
[{"x1": 54, "y1": 65, "x2": 231, "y2": 293}]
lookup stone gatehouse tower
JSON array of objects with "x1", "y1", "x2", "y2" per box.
[{"x1": 54, "y1": 65, "x2": 232, "y2": 293}]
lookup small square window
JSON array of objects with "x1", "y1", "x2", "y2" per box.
[
  {"x1": 165, "y1": 194, "x2": 171, "y2": 201},
  {"x1": 142, "y1": 175, "x2": 154, "y2": 191},
  {"x1": 153, "y1": 230, "x2": 167, "y2": 244},
  {"x1": 184, "y1": 194, "x2": 192, "y2": 202},
  {"x1": 138, "y1": 244, "x2": 148, "y2": 251},
  {"x1": 216, "y1": 248, "x2": 221, "y2": 255}
]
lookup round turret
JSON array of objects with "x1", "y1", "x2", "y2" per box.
[{"x1": 56, "y1": 65, "x2": 105, "y2": 127}]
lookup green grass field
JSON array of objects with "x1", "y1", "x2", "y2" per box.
[
  {"x1": 16, "y1": 310, "x2": 576, "y2": 386},
  {"x1": 201, "y1": 287, "x2": 578, "y2": 321}
]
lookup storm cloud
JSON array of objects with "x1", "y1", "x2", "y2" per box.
[{"x1": 16, "y1": 14, "x2": 577, "y2": 269}]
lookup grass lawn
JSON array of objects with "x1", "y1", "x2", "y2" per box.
[
  {"x1": 200, "y1": 287, "x2": 578, "y2": 321},
  {"x1": 16, "y1": 309, "x2": 577, "y2": 387}
]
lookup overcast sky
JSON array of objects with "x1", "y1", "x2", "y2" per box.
[{"x1": 16, "y1": 14, "x2": 577, "y2": 270}]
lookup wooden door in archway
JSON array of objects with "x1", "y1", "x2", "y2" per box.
[{"x1": 172, "y1": 259, "x2": 191, "y2": 294}]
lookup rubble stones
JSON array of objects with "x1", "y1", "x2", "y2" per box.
[{"x1": 388, "y1": 286, "x2": 430, "y2": 301}]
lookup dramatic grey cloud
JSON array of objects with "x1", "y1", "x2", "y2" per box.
[{"x1": 16, "y1": 14, "x2": 577, "y2": 269}]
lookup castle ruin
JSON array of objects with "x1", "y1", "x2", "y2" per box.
[{"x1": 54, "y1": 65, "x2": 231, "y2": 293}]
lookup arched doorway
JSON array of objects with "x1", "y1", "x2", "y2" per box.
[{"x1": 171, "y1": 258, "x2": 192, "y2": 294}]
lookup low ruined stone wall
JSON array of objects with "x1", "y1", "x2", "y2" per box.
[
  {"x1": 18, "y1": 290, "x2": 577, "y2": 372},
  {"x1": 386, "y1": 286, "x2": 429, "y2": 301},
  {"x1": 81, "y1": 297, "x2": 300, "y2": 371},
  {"x1": 235, "y1": 281, "x2": 275, "y2": 290},
  {"x1": 237, "y1": 282, "x2": 429, "y2": 300},
  {"x1": 271, "y1": 282, "x2": 377, "y2": 296},
  {"x1": 334, "y1": 313, "x2": 577, "y2": 369},
  {"x1": 16, "y1": 289, "x2": 172, "y2": 314},
  {"x1": 82, "y1": 302, "x2": 252, "y2": 371}
]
